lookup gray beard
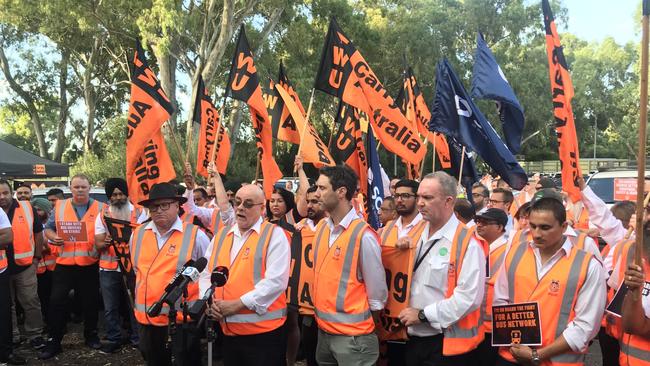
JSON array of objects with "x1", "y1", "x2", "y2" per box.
[{"x1": 109, "y1": 203, "x2": 131, "y2": 221}]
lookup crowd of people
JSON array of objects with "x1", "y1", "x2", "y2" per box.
[{"x1": 0, "y1": 157, "x2": 649, "y2": 366}]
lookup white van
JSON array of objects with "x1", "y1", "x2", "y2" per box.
[{"x1": 586, "y1": 169, "x2": 643, "y2": 206}]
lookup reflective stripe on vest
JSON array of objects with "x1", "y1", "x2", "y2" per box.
[
  {"x1": 621, "y1": 341, "x2": 650, "y2": 362},
  {"x1": 507, "y1": 231, "x2": 531, "y2": 301},
  {"x1": 313, "y1": 221, "x2": 372, "y2": 327},
  {"x1": 55, "y1": 199, "x2": 103, "y2": 265},
  {"x1": 0, "y1": 249, "x2": 6, "y2": 270},
  {"x1": 227, "y1": 308, "x2": 288, "y2": 323},
  {"x1": 380, "y1": 219, "x2": 397, "y2": 244}
]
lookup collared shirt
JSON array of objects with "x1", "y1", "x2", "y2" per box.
[
  {"x1": 131, "y1": 217, "x2": 210, "y2": 262},
  {"x1": 304, "y1": 218, "x2": 318, "y2": 232},
  {"x1": 199, "y1": 217, "x2": 290, "y2": 315},
  {"x1": 564, "y1": 225, "x2": 603, "y2": 263},
  {"x1": 95, "y1": 202, "x2": 149, "y2": 272},
  {"x1": 408, "y1": 215, "x2": 486, "y2": 337},
  {"x1": 0, "y1": 208, "x2": 11, "y2": 274},
  {"x1": 394, "y1": 213, "x2": 423, "y2": 239},
  {"x1": 182, "y1": 189, "x2": 236, "y2": 229},
  {"x1": 493, "y1": 237, "x2": 607, "y2": 352},
  {"x1": 323, "y1": 208, "x2": 388, "y2": 311}
]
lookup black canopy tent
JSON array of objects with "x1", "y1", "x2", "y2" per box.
[{"x1": 0, "y1": 139, "x2": 69, "y2": 178}]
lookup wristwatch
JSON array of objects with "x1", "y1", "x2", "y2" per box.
[
  {"x1": 417, "y1": 309, "x2": 427, "y2": 323},
  {"x1": 531, "y1": 349, "x2": 541, "y2": 366}
]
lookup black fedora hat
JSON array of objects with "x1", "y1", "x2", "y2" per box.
[{"x1": 138, "y1": 183, "x2": 188, "y2": 207}]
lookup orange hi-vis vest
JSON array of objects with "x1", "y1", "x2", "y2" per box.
[
  {"x1": 312, "y1": 218, "x2": 375, "y2": 335},
  {"x1": 209, "y1": 221, "x2": 287, "y2": 335},
  {"x1": 11, "y1": 201, "x2": 36, "y2": 266},
  {"x1": 182, "y1": 209, "x2": 222, "y2": 237},
  {"x1": 380, "y1": 218, "x2": 427, "y2": 248},
  {"x1": 98, "y1": 206, "x2": 143, "y2": 270},
  {"x1": 131, "y1": 222, "x2": 200, "y2": 326},
  {"x1": 297, "y1": 218, "x2": 317, "y2": 315},
  {"x1": 441, "y1": 225, "x2": 485, "y2": 356},
  {"x1": 55, "y1": 198, "x2": 104, "y2": 266},
  {"x1": 285, "y1": 210, "x2": 296, "y2": 226},
  {"x1": 572, "y1": 207, "x2": 589, "y2": 231},
  {"x1": 37, "y1": 244, "x2": 57, "y2": 274},
  {"x1": 499, "y1": 238, "x2": 593, "y2": 366},
  {"x1": 483, "y1": 235, "x2": 510, "y2": 334},
  {"x1": 607, "y1": 239, "x2": 650, "y2": 365},
  {"x1": 0, "y1": 246, "x2": 6, "y2": 271}
]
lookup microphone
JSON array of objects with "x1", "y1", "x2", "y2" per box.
[
  {"x1": 147, "y1": 257, "x2": 208, "y2": 317},
  {"x1": 189, "y1": 266, "x2": 229, "y2": 320},
  {"x1": 165, "y1": 259, "x2": 195, "y2": 292}
]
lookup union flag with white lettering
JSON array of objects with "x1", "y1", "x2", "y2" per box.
[
  {"x1": 194, "y1": 76, "x2": 230, "y2": 177},
  {"x1": 315, "y1": 18, "x2": 425, "y2": 166}
]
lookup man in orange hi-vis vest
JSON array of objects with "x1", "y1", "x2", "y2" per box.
[
  {"x1": 0, "y1": 180, "x2": 46, "y2": 351},
  {"x1": 41, "y1": 174, "x2": 105, "y2": 360},
  {"x1": 312, "y1": 165, "x2": 387, "y2": 366},
  {"x1": 204, "y1": 183, "x2": 290, "y2": 366},
  {"x1": 130, "y1": 183, "x2": 210, "y2": 365},
  {"x1": 397, "y1": 172, "x2": 486, "y2": 366},
  {"x1": 94, "y1": 178, "x2": 148, "y2": 354},
  {"x1": 492, "y1": 195, "x2": 606, "y2": 366},
  {"x1": 378, "y1": 179, "x2": 426, "y2": 364},
  {"x1": 0, "y1": 209, "x2": 22, "y2": 365}
]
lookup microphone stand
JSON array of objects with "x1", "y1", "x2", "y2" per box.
[
  {"x1": 206, "y1": 295, "x2": 216, "y2": 366},
  {"x1": 167, "y1": 302, "x2": 177, "y2": 363},
  {"x1": 181, "y1": 288, "x2": 189, "y2": 364}
]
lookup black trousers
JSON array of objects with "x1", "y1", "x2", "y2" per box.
[
  {"x1": 495, "y1": 356, "x2": 519, "y2": 366},
  {"x1": 598, "y1": 327, "x2": 620, "y2": 366},
  {"x1": 138, "y1": 323, "x2": 201, "y2": 366},
  {"x1": 37, "y1": 270, "x2": 52, "y2": 325},
  {"x1": 301, "y1": 316, "x2": 318, "y2": 366},
  {"x1": 48, "y1": 263, "x2": 99, "y2": 343},
  {"x1": 405, "y1": 333, "x2": 477, "y2": 366},
  {"x1": 0, "y1": 270, "x2": 12, "y2": 359},
  {"x1": 477, "y1": 333, "x2": 499, "y2": 366},
  {"x1": 222, "y1": 323, "x2": 288, "y2": 366}
]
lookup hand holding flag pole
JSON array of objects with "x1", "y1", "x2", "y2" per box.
[{"x1": 635, "y1": 0, "x2": 650, "y2": 266}]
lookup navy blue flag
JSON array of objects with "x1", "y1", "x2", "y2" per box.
[
  {"x1": 431, "y1": 59, "x2": 527, "y2": 190},
  {"x1": 447, "y1": 138, "x2": 479, "y2": 203},
  {"x1": 366, "y1": 128, "x2": 384, "y2": 230},
  {"x1": 471, "y1": 33, "x2": 524, "y2": 154}
]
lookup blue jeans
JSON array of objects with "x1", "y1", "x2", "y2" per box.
[{"x1": 99, "y1": 270, "x2": 139, "y2": 344}]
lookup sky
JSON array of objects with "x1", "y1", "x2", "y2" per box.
[{"x1": 563, "y1": 0, "x2": 639, "y2": 45}]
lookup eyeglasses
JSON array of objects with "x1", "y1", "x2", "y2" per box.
[
  {"x1": 234, "y1": 199, "x2": 264, "y2": 209},
  {"x1": 476, "y1": 220, "x2": 499, "y2": 226},
  {"x1": 148, "y1": 201, "x2": 176, "y2": 212},
  {"x1": 471, "y1": 192, "x2": 484, "y2": 197},
  {"x1": 489, "y1": 199, "x2": 505, "y2": 205},
  {"x1": 394, "y1": 193, "x2": 416, "y2": 200}
]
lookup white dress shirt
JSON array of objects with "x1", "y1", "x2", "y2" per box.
[
  {"x1": 95, "y1": 202, "x2": 149, "y2": 272},
  {"x1": 492, "y1": 237, "x2": 607, "y2": 352},
  {"x1": 324, "y1": 208, "x2": 388, "y2": 311},
  {"x1": 199, "y1": 217, "x2": 290, "y2": 315},
  {"x1": 408, "y1": 215, "x2": 486, "y2": 337},
  {"x1": 564, "y1": 225, "x2": 603, "y2": 262},
  {"x1": 394, "y1": 213, "x2": 423, "y2": 239},
  {"x1": 183, "y1": 189, "x2": 236, "y2": 229},
  {"x1": 0, "y1": 209, "x2": 11, "y2": 274}
]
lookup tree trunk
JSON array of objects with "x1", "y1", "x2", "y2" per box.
[
  {"x1": 228, "y1": 100, "x2": 243, "y2": 156},
  {"x1": 0, "y1": 45, "x2": 49, "y2": 158},
  {"x1": 53, "y1": 49, "x2": 69, "y2": 162},
  {"x1": 155, "y1": 50, "x2": 178, "y2": 130},
  {"x1": 81, "y1": 37, "x2": 100, "y2": 153}
]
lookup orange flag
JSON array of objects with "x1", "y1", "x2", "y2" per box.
[
  {"x1": 125, "y1": 41, "x2": 175, "y2": 202},
  {"x1": 265, "y1": 62, "x2": 304, "y2": 144},
  {"x1": 195, "y1": 76, "x2": 231, "y2": 177},
  {"x1": 332, "y1": 101, "x2": 369, "y2": 198},
  {"x1": 128, "y1": 131, "x2": 176, "y2": 205},
  {"x1": 315, "y1": 18, "x2": 426, "y2": 166},
  {"x1": 226, "y1": 25, "x2": 283, "y2": 198},
  {"x1": 274, "y1": 84, "x2": 334, "y2": 168},
  {"x1": 542, "y1": 0, "x2": 581, "y2": 202}
]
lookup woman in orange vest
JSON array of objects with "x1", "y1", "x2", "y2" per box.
[{"x1": 619, "y1": 221, "x2": 650, "y2": 365}]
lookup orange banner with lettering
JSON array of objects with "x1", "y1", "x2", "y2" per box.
[
  {"x1": 125, "y1": 41, "x2": 175, "y2": 202},
  {"x1": 378, "y1": 245, "x2": 416, "y2": 341},
  {"x1": 128, "y1": 131, "x2": 176, "y2": 205},
  {"x1": 315, "y1": 18, "x2": 425, "y2": 166},
  {"x1": 332, "y1": 101, "x2": 369, "y2": 197},
  {"x1": 195, "y1": 76, "x2": 230, "y2": 177},
  {"x1": 226, "y1": 25, "x2": 282, "y2": 198},
  {"x1": 542, "y1": 0, "x2": 581, "y2": 202}
]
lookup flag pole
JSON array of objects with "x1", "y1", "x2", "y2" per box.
[
  {"x1": 296, "y1": 89, "x2": 316, "y2": 157},
  {"x1": 457, "y1": 146, "x2": 466, "y2": 187},
  {"x1": 209, "y1": 95, "x2": 230, "y2": 163},
  {"x1": 419, "y1": 135, "x2": 430, "y2": 178},
  {"x1": 254, "y1": 151, "x2": 261, "y2": 183},
  {"x1": 165, "y1": 123, "x2": 186, "y2": 165},
  {"x1": 185, "y1": 78, "x2": 200, "y2": 164},
  {"x1": 635, "y1": 0, "x2": 650, "y2": 265},
  {"x1": 432, "y1": 135, "x2": 437, "y2": 173}
]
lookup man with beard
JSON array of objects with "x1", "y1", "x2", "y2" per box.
[
  {"x1": 15, "y1": 185, "x2": 32, "y2": 202},
  {"x1": 0, "y1": 180, "x2": 46, "y2": 352},
  {"x1": 94, "y1": 178, "x2": 148, "y2": 354},
  {"x1": 292, "y1": 185, "x2": 326, "y2": 366},
  {"x1": 379, "y1": 179, "x2": 427, "y2": 364}
]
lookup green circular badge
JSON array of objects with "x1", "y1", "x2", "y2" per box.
[{"x1": 439, "y1": 247, "x2": 448, "y2": 256}]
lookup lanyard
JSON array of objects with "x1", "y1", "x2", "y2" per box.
[{"x1": 414, "y1": 238, "x2": 440, "y2": 273}]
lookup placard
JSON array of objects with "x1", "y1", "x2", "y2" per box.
[
  {"x1": 606, "y1": 281, "x2": 650, "y2": 317},
  {"x1": 55, "y1": 221, "x2": 88, "y2": 242},
  {"x1": 492, "y1": 302, "x2": 542, "y2": 346},
  {"x1": 613, "y1": 178, "x2": 650, "y2": 201}
]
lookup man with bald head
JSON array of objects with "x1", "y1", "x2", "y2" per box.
[{"x1": 204, "y1": 183, "x2": 290, "y2": 366}]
